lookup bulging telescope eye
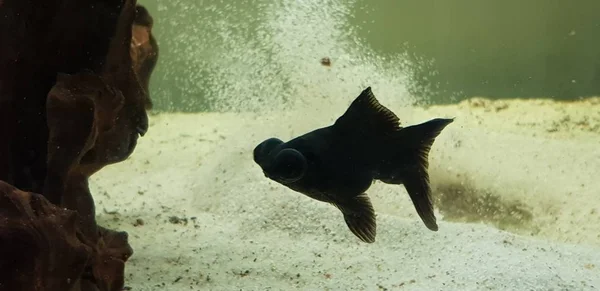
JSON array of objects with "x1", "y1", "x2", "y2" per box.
[
  {"x1": 253, "y1": 138, "x2": 284, "y2": 165},
  {"x1": 272, "y1": 148, "x2": 307, "y2": 183}
]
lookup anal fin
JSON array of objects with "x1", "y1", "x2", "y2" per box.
[{"x1": 333, "y1": 193, "x2": 377, "y2": 243}]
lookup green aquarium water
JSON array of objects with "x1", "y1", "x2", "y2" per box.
[{"x1": 142, "y1": 0, "x2": 600, "y2": 112}]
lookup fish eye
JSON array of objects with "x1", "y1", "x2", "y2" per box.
[
  {"x1": 253, "y1": 137, "x2": 284, "y2": 165},
  {"x1": 273, "y1": 149, "x2": 307, "y2": 183}
]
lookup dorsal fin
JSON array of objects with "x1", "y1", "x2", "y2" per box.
[{"x1": 334, "y1": 87, "x2": 400, "y2": 134}]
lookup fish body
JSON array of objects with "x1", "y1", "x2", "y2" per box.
[{"x1": 253, "y1": 87, "x2": 453, "y2": 243}]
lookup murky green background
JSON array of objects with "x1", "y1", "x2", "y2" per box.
[{"x1": 141, "y1": 0, "x2": 600, "y2": 112}]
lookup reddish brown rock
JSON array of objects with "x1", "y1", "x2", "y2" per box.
[
  {"x1": 0, "y1": 0, "x2": 158, "y2": 290},
  {"x1": 0, "y1": 181, "x2": 133, "y2": 291},
  {"x1": 0, "y1": 181, "x2": 91, "y2": 291},
  {"x1": 131, "y1": 4, "x2": 159, "y2": 107}
]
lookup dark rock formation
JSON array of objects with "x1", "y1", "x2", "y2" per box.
[
  {"x1": 0, "y1": 0, "x2": 158, "y2": 290},
  {"x1": 0, "y1": 181, "x2": 133, "y2": 291},
  {"x1": 131, "y1": 4, "x2": 159, "y2": 105},
  {"x1": 0, "y1": 181, "x2": 92, "y2": 291}
]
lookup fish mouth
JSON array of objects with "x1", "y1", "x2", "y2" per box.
[
  {"x1": 134, "y1": 110, "x2": 149, "y2": 137},
  {"x1": 136, "y1": 124, "x2": 147, "y2": 137},
  {"x1": 126, "y1": 131, "x2": 140, "y2": 156}
]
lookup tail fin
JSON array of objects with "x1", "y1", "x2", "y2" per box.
[{"x1": 381, "y1": 118, "x2": 454, "y2": 231}]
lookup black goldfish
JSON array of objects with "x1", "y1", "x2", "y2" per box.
[{"x1": 253, "y1": 87, "x2": 453, "y2": 243}]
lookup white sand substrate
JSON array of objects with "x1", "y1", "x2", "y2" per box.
[{"x1": 92, "y1": 97, "x2": 600, "y2": 291}]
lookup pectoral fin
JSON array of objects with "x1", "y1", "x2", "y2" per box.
[{"x1": 333, "y1": 193, "x2": 377, "y2": 243}]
